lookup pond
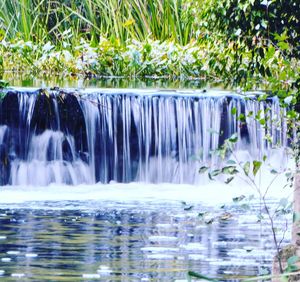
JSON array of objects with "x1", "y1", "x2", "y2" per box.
[
  {"x1": 0, "y1": 191, "x2": 291, "y2": 281},
  {"x1": 0, "y1": 85, "x2": 294, "y2": 281}
]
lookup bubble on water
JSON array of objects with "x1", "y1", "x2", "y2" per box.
[
  {"x1": 1, "y1": 258, "x2": 11, "y2": 262},
  {"x1": 11, "y1": 273, "x2": 25, "y2": 278},
  {"x1": 82, "y1": 274, "x2": 101, "y2": 279},
  {"x1": 98, "y1": 265, "x2": 110, "y2": 270},
  {"x1": 25, "y1": 253, "x2": 38, "y2": 258},
  {"x1": 7, "y1": 251, "x2": 20, "y2": 255},
  {"x1": 97, "y1": 265, "x2": 112, "y2": 275}
]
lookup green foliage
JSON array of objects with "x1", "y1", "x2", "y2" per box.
[
  {"x1": 286, "y1": 255, "x2": 299, "y2": 273},
  {"x1": 200, "y1": 0, "x2": 300, "y2": 58},
  {"x1": 0, "y1": 0, "x2": 196, "y2": 46},
  {"x1": 0, "y1": 0, "x2": 298, "y2": 96},
  {"x1": 0, "y1": 79, "x2": 8, "y2": 88}
]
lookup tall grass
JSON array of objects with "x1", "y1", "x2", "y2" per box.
[{"x1": 0, "y1": 0, "x2": 197, "y2": 45}]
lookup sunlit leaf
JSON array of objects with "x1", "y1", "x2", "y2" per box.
[
  {"x1": 243, "y1": 161, "x2": 250, "y2": 176},
  {"x1": 253, "y1": 160, "x2": 262, "y2": 176}
]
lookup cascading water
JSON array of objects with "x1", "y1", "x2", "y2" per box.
[{"x1": 0, "y1": 89, "x2": 289, "y2": 186}]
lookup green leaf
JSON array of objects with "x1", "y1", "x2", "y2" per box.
[
  {"x1": 253, "y1": 161, "x2": 262, "y2": 176},
  {"x1": 187, "y1": 271, "x2": 218, "y2": 281},
  {"x1": 229, "y1": 133, "x2": 238, "y2": 143},
  {"x1": 247, "y1": 111, "x2": 253, "y2": 117},
  {"x1": 238, "y1": 113, "x2": 246, "y2": 122},
  {"x1": 243, "y1": 161, "x2": 250, "y2": 176},
  {"x1": 199, "y1": 166, "x2": 208, "y2": 173},
  {"x1": 293, "y1": 212, "x2": 300, "y2": 223},
  {"x1": 216, "y1": 147, "x2": 227, "y2": 159},
  {"x1": 259, "y1": 119, "x2": 266, "y2": 126},
  {"x1": 270, "y1": 169, "x2": 278, "y2": 174},
  {"x1": 225, "y1": 177, "x2": 234, "y2": 184},
  {"x1": 0, "y1": 80, "x2": 9, "y2": 89},
  {"x1": 287, "y1": 255, "x2": 299, "y2": 266},
  {"x1": 278, "y1": 41, "x2": 289, "y2": 50},
  {"x1": 222, "y1": 166, "x2": 236, "y2": 174},
  {"x1": 233, "y1": 195, "x2": 245, "y2": 202},
  {"x1": 198, "y1": 212, "x2": 208, "y2": 218},
  {"x1": 231, "y1": 107, "x2": 237, "y2": 115},
  {"x1": 211, "y1": 169, "x2": 221, "y2": 177}
]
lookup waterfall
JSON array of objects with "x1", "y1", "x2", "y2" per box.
[{"x1": 0, "y1": 89, "x2": 289, "y2": 186}]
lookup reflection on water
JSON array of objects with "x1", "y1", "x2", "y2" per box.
[
  {"x1": 3, "y1": 74, "x2": 222, "y2": 89},
  {"x1": 0, "y1": 201, "x2": 291, "y2": 281}
]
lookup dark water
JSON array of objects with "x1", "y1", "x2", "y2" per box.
[{"x1": 0, "y1": 200, "x2": 291, "y2": 281}]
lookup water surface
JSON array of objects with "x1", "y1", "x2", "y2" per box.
[{"x1": 0, "y1": 185, "x2": 292, "y2": 281}]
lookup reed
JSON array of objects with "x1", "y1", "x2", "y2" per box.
[{"x1": 0, "y1": 0, "x2": 197, "y2": 45}]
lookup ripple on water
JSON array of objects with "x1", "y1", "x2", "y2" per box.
[
  {"x1": 180, "y1": 243, "x2": 205, "y2": 251},
  {"x1": 141, "y1": 247, "x2": 179, "y2": 253},
  {"x1": 146, "y1": 254, "x2": 175, "y2": 260},
  {"x1": 0, "y1": 199, "x2": 292, "y2": 281}
]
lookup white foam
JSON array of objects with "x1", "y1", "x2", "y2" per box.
[
  {"x1": 25, "y1": 253, "x2": 38, "y2": 258},
  {"x1": 0, "y1": 169, "x2": 292, "y2": 209}
]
